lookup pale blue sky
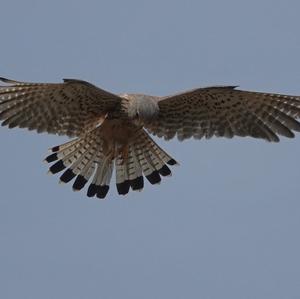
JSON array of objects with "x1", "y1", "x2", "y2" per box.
[{"x1": 1, "y1": 0, "x2": 300, "y2": 298}]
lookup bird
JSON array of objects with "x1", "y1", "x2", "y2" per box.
[{"x1": 1, "y1": 77, "x2": 300, "y2": 199}]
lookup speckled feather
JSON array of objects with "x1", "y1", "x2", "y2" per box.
[
  {"x1": 0, "y1": 77, "x2": 121, "y2": 137},
  {"x1": 145, "y1": 86, "x2": 300, "y2": 142},
  {"x1": 1, "y1": 77, "x2": 300, "y2": 199}
]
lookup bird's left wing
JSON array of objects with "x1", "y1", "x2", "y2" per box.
[
  {"x1": 0, "y1": 77, "x2": 122, "y2": 137},
  {"x1": 144, "y1": 86, "x2": 300, "y2": 142}
]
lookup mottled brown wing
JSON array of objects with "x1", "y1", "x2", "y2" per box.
[
  {"x1": 0, "y1": 77, "x2": 121, "y2": 137},
  {"x1": 145, "y1": 86, "x2": 300, "y2": 142}
]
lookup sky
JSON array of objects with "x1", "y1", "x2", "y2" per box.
[{"x1": 0, "y1": 0, "x2": 300, "y2": 298}]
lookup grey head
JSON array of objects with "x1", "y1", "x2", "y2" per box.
[{"x1": 120, "y1": 93, "x2": 161, "y2": 122}]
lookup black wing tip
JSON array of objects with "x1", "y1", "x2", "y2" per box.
[
  {"x1": 63, "y1": 78, "x2": 90, "y2": 85},
  {"x1": 0, "y1": 77, "x2": 11, "y2": 83},
  {"x1": 287, "y1": 131, "x2": 295, "y2": 138},
  {"x1": 117, "y1": 180, "x2": 130, "y2": 195},
  {"x1": 63, "y1": 78, "x2": 77, "y2": 83},
  {"x1": 0, "y1": 77, "x2": 23, "y2": 84},
  {"x1": 210, "y1": 85, "x2": 239, "y2": 90}
]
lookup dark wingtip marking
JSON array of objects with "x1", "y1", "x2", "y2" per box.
[
  {"x1": 87, "y1": 184, "x2": 98, "y2": 197},
  {"x1": 286, "y1": 131, "x2": 295, "y2": 138},
  {"x1": 60, "y1": 169, "x2": 76, "y2": 183},
  {"x1": 49, "y1": 160, "x2": 66, "y2": 174},
  {"x1": 146, "y1": 170, "x2": 161, "y2": 184},
  {"x1": 73, "y1": 175, "x2": 88, "y2": 191},
  {"x1": 97, "y1": 185, "x2": 109, "y2": 199},
  {"x1": 158, "y1": 165, "x2": 171, "y2": 176},
  {"x1": 51, "y1": 146, "x2": 60, "y2": 152},
  {"x1": 130, "y1": 176, "x2": 144, "y2": 191},
  {"x1": 117, "y1": 180, "x2": 130, "y2": 195},
  {"x1": 167, "y1": 159, "x2": 178, "y2": 166},
  {"x1": 0, "y1": 77, "x2": 12, "y2": 83},
  {"x1": 45, "y1": 153, "x2": 58, "y2": 163}
]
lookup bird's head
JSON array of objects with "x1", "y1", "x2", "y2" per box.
[{"x1": 124, "y1": 94, "x2": 160, "y2": 122}]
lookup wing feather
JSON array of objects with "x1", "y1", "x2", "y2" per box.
[
  {"x1": 145, "y1": 86, "x2": 300, "y2": 142},
  {"x1": 0, "y1": 77, "x2": 121, "y2": 137}
]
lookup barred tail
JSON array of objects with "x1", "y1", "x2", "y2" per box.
[
  {"x1": 44, "y1": 128, "x2": 113, "y2": 199},
  {"x1": 115, "y1": 129, "x2": 178, "y2": 195},
  {"x1": 44, "y1": 128, "x2": 178, "y2": 199}
]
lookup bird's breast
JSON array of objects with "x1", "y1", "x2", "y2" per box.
[{"x1": 100, "y1": 118, "x2": 139, "y2": 146}]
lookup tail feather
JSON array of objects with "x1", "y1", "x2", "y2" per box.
[
  {"x1": 127, "y1": 143, "x2": 144, "y2": 191},
  {"x1": 137, "y1": 130, "x2": 174, "y2": 179},
  {"x1": 115, "y1": 141, "x2": 147, "y2": 194},
  {"x1": 58, "y1": 143, "x2": 95, "y2": 183},
  {"x1": 88, "y1": 155, "x2": 113, "y2": 199},
  {"x1": 138, "y1": 141, "x2": 162, "y2": 184},
  {"x1": 45, "y1": 127, "x2": 178, "y2": 199},
  {"x1": 72, "y1": 150, "x2": 98, "y2": 191},
  {"x1": 45, "y1": 137, "x2": 87, "y2": 168},
  {"x1": 115, "y1": 156, "x2": 130, "y2": 195},
  {"x1": 49, "y1": 138, "x2": 79, "y2": 153},
  {"x1": 47, "y1": 135, "x2": 97, "y2": 179},
  {"x1": 45, "y1": 128, "x2": 113, "y2": 199},
  {"x1": 115, "y1": 129, "x2": 177, "y2": 196}
]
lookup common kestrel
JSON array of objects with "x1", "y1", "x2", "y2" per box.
[{"x1": 1, "y1": 77, "x2": 300, "y2": 199}]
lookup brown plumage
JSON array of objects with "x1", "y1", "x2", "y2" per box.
[{"x1": 1, "y1": 77, "x2": 300, "y2": 199}]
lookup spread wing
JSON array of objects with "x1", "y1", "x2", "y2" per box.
[
  {"x1": 0, "y1": 77, "x2": 122, "y2": 137},
  {"x1": 145, "y1": 86, "x2": 300, "y2": 142}
]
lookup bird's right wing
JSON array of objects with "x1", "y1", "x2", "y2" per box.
[
  {"x1": 0, "y1": 77, "x2": 122, "y2": 137},
  {"x1": 145, "y1": 86, "x2": 300, "y2": 142}
]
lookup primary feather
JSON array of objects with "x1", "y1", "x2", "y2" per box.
[{"x1": 1, "y1": 77, "x2": 300, "y2": 199}]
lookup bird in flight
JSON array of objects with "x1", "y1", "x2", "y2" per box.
[{"x1": 1, "y1": 77, "x2": 300, "y2": 199}]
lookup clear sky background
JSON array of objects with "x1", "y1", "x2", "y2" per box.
[{"x1": 1, "y1": 0, "x2": 300, "y2": 298}]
